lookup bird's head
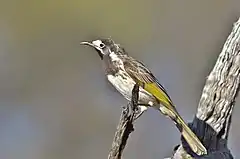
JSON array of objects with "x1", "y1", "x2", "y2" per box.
[{"x1": 80, "y1": 38, "x2": 127, "y2": 60}]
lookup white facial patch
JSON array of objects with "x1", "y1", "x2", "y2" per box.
[
  {"x1": 92, "y1": 40, "x2": 102, "y2": 47},
  {"x1": 91, "y1": 40, "x2": 104, "y2": 55}
]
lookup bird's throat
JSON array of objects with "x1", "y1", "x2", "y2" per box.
[{"x1": 95, "y1": 48, "x2": 103, "y2": 59}]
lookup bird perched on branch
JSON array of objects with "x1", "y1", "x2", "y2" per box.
[{"x1": 80, "y1": 38, "x2": 207, "y2": 156}]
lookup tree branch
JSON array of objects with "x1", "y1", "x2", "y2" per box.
[
  {"x1": 108, "y1": 84, "x2": 139, "y2": 159},
  {"x1": 172, "y1": 18, "x2": 240, "y2": 159}
]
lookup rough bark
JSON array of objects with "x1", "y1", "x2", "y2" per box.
[
  {"x1": 172, "y1": 18, "x2": 240, "y2": 159},
  {"x1": 108, "y1": 84, "x2": 139, "y2": 159}
]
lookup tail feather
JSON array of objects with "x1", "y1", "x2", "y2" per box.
[
  {"x1": 159, "y1": 106, "x2": 207, "y2": 156},
  {"x1": 176, "y1": 115, "x2": 207, "y2": 156}
]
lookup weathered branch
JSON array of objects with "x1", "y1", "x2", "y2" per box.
[
  {"x1": 108, "y1": 84, "x2": 139, "y2": 159},
  {"x1": 172, "y1": 18, "x2": 240, "y2": 159}
]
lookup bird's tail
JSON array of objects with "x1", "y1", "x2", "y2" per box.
[
  {"x1": 141, "y1": 82, "x2": 207, "y2": 155},
  {"x1": 174, "y1": 113, "x2": 207, "y2": 156},
  {"x1": 159, "y1": 106, "x2": 207, "y2": 155}
]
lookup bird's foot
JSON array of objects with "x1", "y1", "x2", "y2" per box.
[{"x1": 133, "y1": 105, "x2": 148, "y2": 121}]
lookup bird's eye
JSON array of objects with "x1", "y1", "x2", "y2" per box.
[{"x1": 99, "y1": 43, "x2": 105, "y2": 48}]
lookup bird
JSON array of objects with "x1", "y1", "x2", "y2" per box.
[{"x1": 80, "y1": 38, "x2": 207, "y2": 156}]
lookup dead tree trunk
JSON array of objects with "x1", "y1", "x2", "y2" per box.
[{"x1": 172, "y1": 18, "x2": 240, "y2": 159}]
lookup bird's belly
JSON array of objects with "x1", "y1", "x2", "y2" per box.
[{"x1": 107, "y1": 73, "x2": 156, "y2": 105}]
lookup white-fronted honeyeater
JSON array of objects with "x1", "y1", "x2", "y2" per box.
[{"x1": 80, "y1": 38, "x2": 207, "y2": 156}]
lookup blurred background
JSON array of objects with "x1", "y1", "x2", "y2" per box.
[{"x1": 0, "y1": 1, "x2": 240, "y2": 159}]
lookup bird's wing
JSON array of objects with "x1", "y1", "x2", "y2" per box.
[
  {"x1": 123, "y1": 57, "x2": 208, "y2": 155},
  {"x1": 123, "y1": 56, "x2": 174, "y2": 109}
]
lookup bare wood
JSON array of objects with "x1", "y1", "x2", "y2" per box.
[
  {"x1": 172, "y1": 18, "x2": 240, "y2": 159},
  {"x1": 108, "y1": 84, "x2": 139, "y2": 159}
]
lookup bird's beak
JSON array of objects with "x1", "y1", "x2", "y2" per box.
[
  {"x1": 80, "y1": 41, "x2": 94, "y2": 47},
  {"x1": 80, "y1": 41, "x2": 103, "y2": 59}
]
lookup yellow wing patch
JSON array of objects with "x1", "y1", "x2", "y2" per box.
[{"x1": 143, "y1": 82, "x2": 173, "y2": 107}]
